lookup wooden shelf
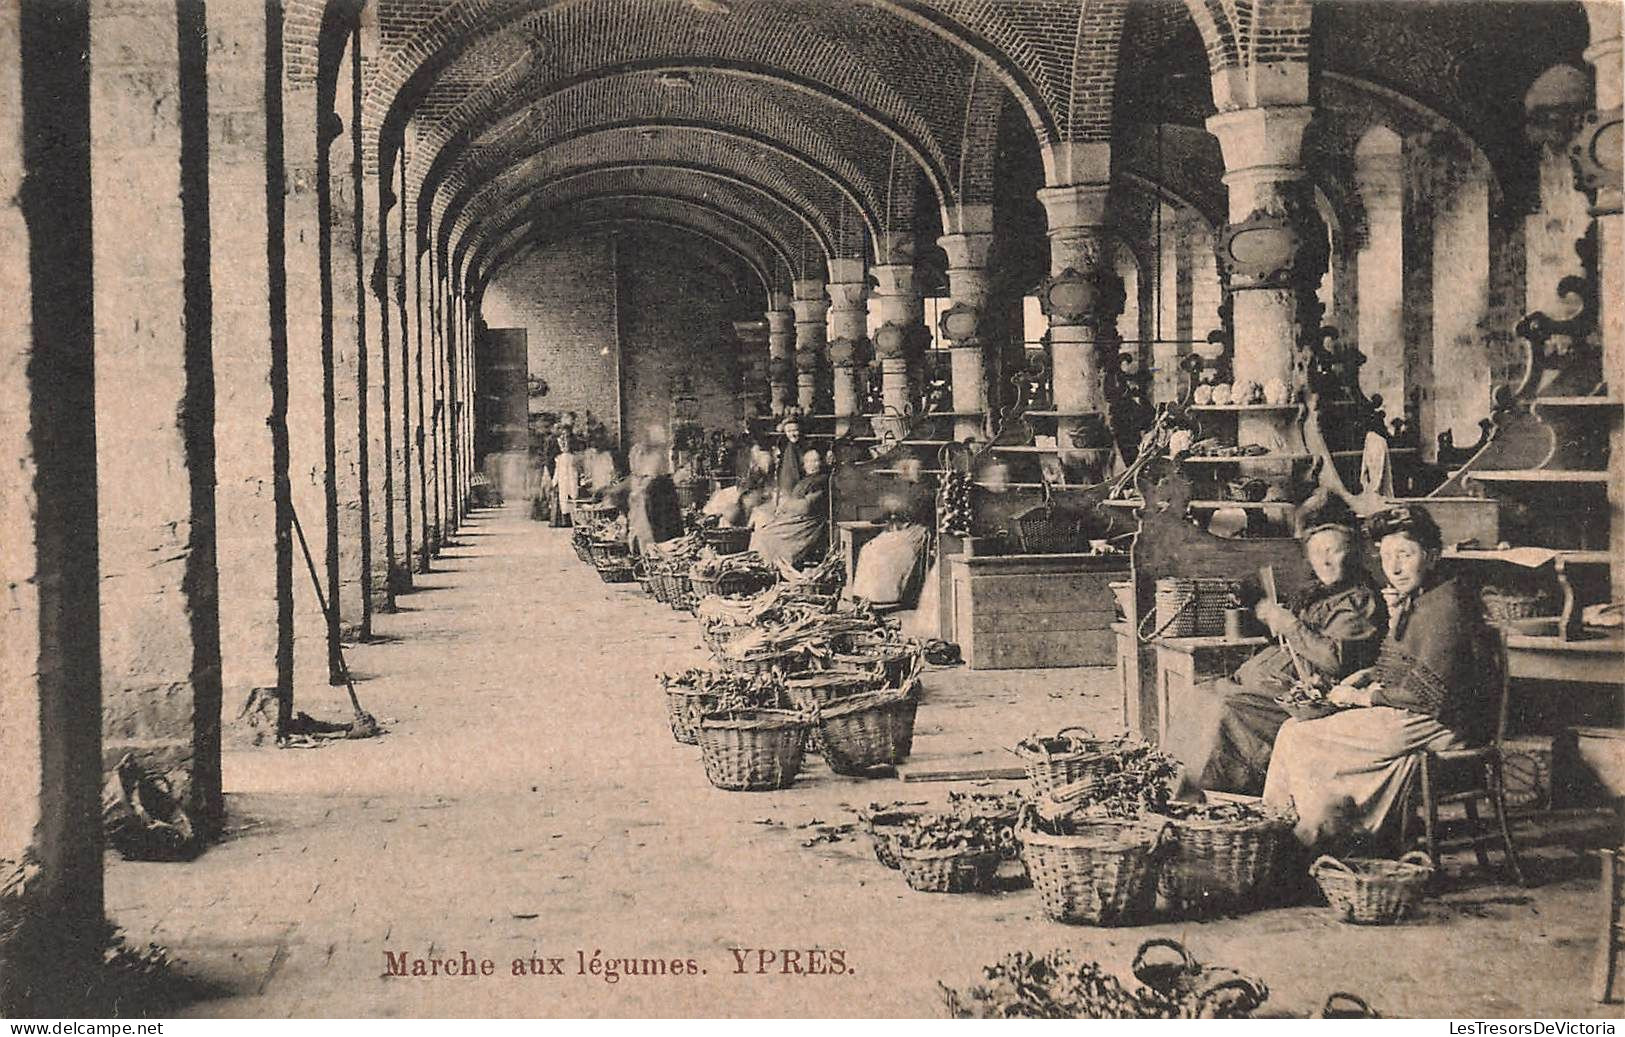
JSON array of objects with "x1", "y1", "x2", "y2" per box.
[
  {"x1": 870, "y1": 467, "x2": 947, "y2": 476},
  {"x1": 1330, "y1": 447, "x2": 1419, "y2": 458},
  {"x1": 1188, "y1": 403, "x2": 1301, "y2": 413},
  {"x1": 1531, "y1": 396, "x2": 1623, "y2": 408},
  {"x1": 1505, "y1": 632, "x2": 1624, "y2": 654},
  {"x1": 1180, "y1": 453, "x2": 1312, "y2": 464},
  {"x1": 1465, "y1": 469, "x2": 1609, "y2": 484},
  {"x1": 1189, "y1": 500, "x2": 1294, "y2": 510},
  {"x1": 1445, "y1": 547, "x2": 1613, "y2": 565},
  {"x1": 1017, "y1": 410, "x2": 1106, "y2": 418},
  {"x1": 899, "y1": 438, "x2": 954, "y2": 446}
]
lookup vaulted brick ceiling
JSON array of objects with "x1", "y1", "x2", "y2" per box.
[{"x1": 356, "y1": 0, "x2": 1322, "y2": 288}]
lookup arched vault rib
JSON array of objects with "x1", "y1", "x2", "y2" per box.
[
  {"x1": 443, "y1": 127, "x2": 859, "y2": 264},
  {"x1": 477, "y1": 215, "x2": 773, "y2": 307},
  {"x1": 439, "y1": 120, "x2": 883, "y2": 259},
  {"x1": 418, "y1": 65, "x2": 917, "y2": 239},
  {"x1": 367, "y1": 0, "x2": 1059, "y2": 204},
  {"x1": 453, "y1": 166, "x2": 826, "y2": 287},
  {"x1": 468, "y1": 191, "x2": 793, "y2": 298}
]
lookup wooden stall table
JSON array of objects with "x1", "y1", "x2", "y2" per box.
[
  {"x1": 1152, "y1": 634, "x2": 1271, "y2": 747},
  {"x1": 1504, "y1": 631, "x2": 1625, "y2": 688},
  {"x1": 947, "y1": 552, "x2": 1127, "y2": 669}
]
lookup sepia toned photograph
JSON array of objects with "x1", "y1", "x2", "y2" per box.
[{"x1": 1, "y1": 0, "x2": 1622, "y2": 1022}]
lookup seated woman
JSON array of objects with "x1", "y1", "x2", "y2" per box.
[
  {"x1": 748, "y1": 447, "x2": 830, "y2": 567},
  {"x1": 1168, "y1": 494, "x2": 1386, "y2": 795},
  {"x1": 1263, "y1": 503, "x2": 1487, "y2": 852},
  {"x1": 624, "y1": 442, "x2": 683, "y2": 555}
]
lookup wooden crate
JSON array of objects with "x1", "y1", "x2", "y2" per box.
[{"x1": 948, "y1": 553, "x2": 1127, "y2": 670}]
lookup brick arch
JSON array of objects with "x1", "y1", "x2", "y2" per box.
[
  {"x1": 442, "y1": 126, "x2": 865, "y2": 264},
  {"x1": 418, "y1": 66, "x2": 912, "y2": 238},
  {"x1": 469, "y1": 192, "x2": 795, "y2": 295},
  {"x1": 454, "y1": 167, "x2": 828, "y2": 287},
  {"x1": 366, "y1": 0, "x2": 1087, "y2": 209},
  {"x1": 478, "y1": 215, "x2": 774, "y2": 307}
]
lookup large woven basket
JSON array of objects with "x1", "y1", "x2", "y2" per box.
[
  {"x1": 594, "y1": 558, "x2": 635, "y2": 583},
  {"x1": 571, "y1": 532, "x2": 594, "y2": 564},
  {"x1": 898, "y1": 844, "x2": 1000, "y2": 894},
  {"x1": 1019, "y1": 817, "x2": 1166, "y2": 926},
  {"x1": 692, "y1": 569, "x2": 777, "y2": 599},
  {"x1": 1153, "y1": 577, "x2": 1238, "y2": 638},
  {"x1": 588, "y1": 539, "x2": 631, "y2": 567},
  {"x1": 697, "y1": 710, "x2": 809, "y2": 791},
  {"x1": 863, "y1": 808, "x2": 929, "y2": 870},
  {"x1": 701, "y1": 526, "x2": 752, "y2": 555},
  {"x1": 662, "y1": 680, "x2": 721, "y2": 746},
  {"x1": 1480, "y1": 588, "x2": 1555, "y2": 622},
  {"x1": 816, "y1": 688, "x2": 918, "y2": 775},
  {"x1": 675, "y1": 478, "x2": 712, "y2": 509},
  {"x1": 1310, "y1": 852, "x2": 1434, "y2": 925},
  {"x1": 646, "y1": 564, "x2": 674, "y2": 604},
  {"x1": 1144, "y1": 805, "x2": 1293, "y2": 914},
  {"x1": 1014, "y1": 727, "x2": 1137, "y2": 799},
  {"x1": 783, "y1": 670, "x2": 882, "y2": 712},
  {"x1": 666, "y1": 572, "x2": 695, "y2": 610},
  {"x1": 832, "y1": 642, "x2": 918, "y2": 686},
  {"x1": 701, "y1": 623, "x2": 754, "y2": 658},
  {"x1": 1010, "y1": 503, "x2": 1088, "y2": 554}
]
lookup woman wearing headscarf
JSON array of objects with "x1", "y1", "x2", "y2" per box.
[
  {"x1": 749, "y1": 446, "x2": 830, "y2": 566},
  {"x1": 1168, "y1": 494, "x2": 1386, "y2": 795},
  {"x1": 1263, "y1": 503, "x2": 1489, "y2": 851}
]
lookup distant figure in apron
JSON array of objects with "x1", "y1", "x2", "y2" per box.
[{"x1": 552, "y1": 430, "x2": 581, "y2": 527}]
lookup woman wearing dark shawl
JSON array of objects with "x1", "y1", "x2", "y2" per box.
[
  {"x1": 1167, "y1": 494, "x2": 1386, "y2": 795},
  {"x1": 1263, "y1": 503, "x2": 1489, "y2": 850}
]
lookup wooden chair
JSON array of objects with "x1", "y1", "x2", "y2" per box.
[{"x1": 1399, "y1": 626, "x2": 1528, "y2": 885}]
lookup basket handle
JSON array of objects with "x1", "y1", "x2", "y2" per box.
[
  {"x1": 1137, "y1": 593, "x2": 1196, "y2": 644},
  {"x1": 1192, "y1": 976, "x2": 1269, "y2": 1018},
  {"x1": 1321, "y1": 992, "x2": 1376, "y2": 1018},
  {"x1": 1056, "y1": 725, "x2": 1096, "y2": 746},
  {"x1": 1131, "y1": 938, "x2": 1196, "y2": 979},
  {"x1": 1310, "y1": 854, "x2": 1353, "y2": 876},
  {"x1": 1397, "y1": 850, "x2": 1435, "y2": 871}
]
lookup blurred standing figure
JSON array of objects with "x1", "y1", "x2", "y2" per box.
[{"x1": 552, "y1": 429, "x2": 581, "y2": 527}]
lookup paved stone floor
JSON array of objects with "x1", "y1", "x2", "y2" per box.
[{"x1": 104, "y1": 506, "x2": 1619, "y2": 1018}]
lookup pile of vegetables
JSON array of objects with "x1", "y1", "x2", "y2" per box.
[
  {"x1": 716, "y1": 609, "x2": 894, "y2": 664},
  {"x1": 942, "y1": 950, "x2": 1232, "y2": 1019},
  {"x1": 690, "y1": 548, "x2": 778, "y2": 582},
  {"x1": 896, "y1": 812, "x2": 1017, "y2": 859},
  {"x1": 1148, "y1": 799, "x2": 1287, "y2": 825},
  {"x1": 659, "y1": 668, "x2": 786, "y2": 714}
]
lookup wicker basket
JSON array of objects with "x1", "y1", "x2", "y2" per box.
[
  {"x1": 1153, "y1": 577, "x2": 1239, "y2": 638},
  {"x1": 1310, "y1": 851, "x2": 1434, "y2": 925},
  {"x1": 1144, "y1": 805, "x2": 1294, "y2": 915},
  {"x1": 1480, "y1": 588, "x2": 1555, "y2": 622},
  {"x1": 816, "y1": 688, "x2": 918, "y2": 775},
  {"x1": 831, "y1": 642, "x2": 918, "y2": 686},
  {"x1": 595, "y1": 561, "x2": 635, "y2": 584},
  {"x1": 701, "y1": 526, "x2": 752, "y2": 555},
  {"x1": 1014, "y1": 727, "x2": 1137, "y2": 799},
  {"x1": 675, "y1": 478, "x2": 712, "y2": 509},
  {"x1": 1130, "y1": 939, "x2": 1270, "y2": 1019},
  {"x1": 692, "y1": 569, "x2": 777, "y2": 599},
  {"x1": 863, "y1": 808, "x2": 929, "y2": 870},
  {"x1": 701, "y1": 623, "x2": 754, "y2": 657},
  {"x1": 783, "y1": 670, "x2": 882, "y2": 711},
  {"x1": 571, "y1": 532, "x2": 594, "y2": 564},
  {"x1": 667, "y1": 572, "x2": 694, "y2": 609},
  {"x1": 662, "y1": 679, "x2": 720, "y2": 745},
  {"x1": 717, "y1": 650, "x2": 802, "y2": 676},
  {"x1": 1019, "y1": 817, "x2": 1166, "y2": 925},
  {"x1": 697, "y1": 710, "x2": 810, "y2": 791},
  {"x1": 588, "y1": 539, "x2": 631, "y2": 567},
  {"x1": 898, "y1": 844, "x2": 1001, "y2": 894},
  {"x1": 1010, "y1": 503, "x2": 1088, "y2": 554}
]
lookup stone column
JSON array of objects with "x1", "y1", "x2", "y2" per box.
[
  {"x1": 393, "y1": 158, "x2": 415, "y2": 589},
  {"x1": 1355, "y1": 134, "x2": 1406, "y2": 413},
  {"x1": 939, "y1": 205, "x2": 995, "y2": 441},
  {"x1": 360, "y1": 169, "x2": 391, "y2": 613},
  {"x1": 1037, "y1": 181, "x2": 1124, "y2": 477},
  {"x1": 208, "y1": 1, "x2": 282, "y2": 718},
  {"x1": 792, "y1": 277, "x2": 829, "y2": 413},
  {"x1": 1, "y1": 0, "x2": 106, "y2": 1002},
  {"x1": 323, "y1": 34, "x2": 368, "y2": 641},
  {"x1": 91, "y1": 0, "x2": 224, "y2": 825},
  {"x1": 425, "y1": 251, "x2": 443, "y2": 556},
  {"x1": 766, "y1": 292, "x2": 794, "y2": 415},
  {"x1": 1579, "y1": 1, "x2": 1624, "y2": 597},
  {"x1": 1205, "y1": 105, "x2": 1324, "y2": 447},
  {"x1": 376, "y1": 182, "x2": 411, "y2": 593},
  {"x1": 825, "y1": 258, "x2": 869, "y2": 433},
  {"x1": 870, "y1": 258, "x2": 923, "y2": 416},
  {"x1": 284, "y1": 83, "x2": 338, "y2": 691},
  {"x1": 732, "y1": 318, "x2": 771, "y2": 416}
]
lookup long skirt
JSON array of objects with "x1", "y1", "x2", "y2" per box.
[
  {"x1": 1262, "y1": 706, "x2": 1464, "y2": 850},
  {"x1": 1162, "y1": 646, "x2": 1296, "y2": 796}
]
